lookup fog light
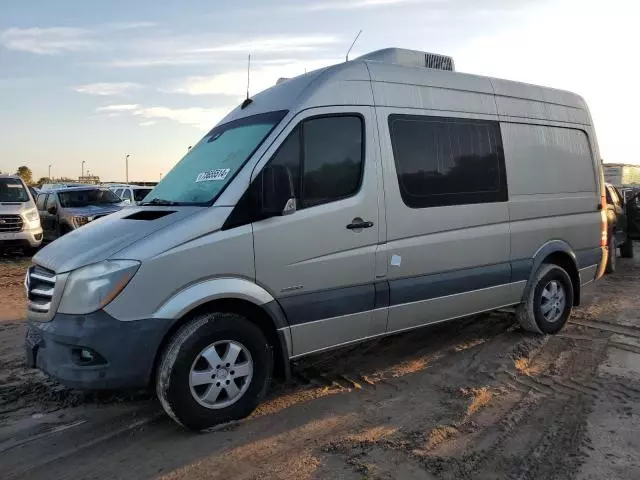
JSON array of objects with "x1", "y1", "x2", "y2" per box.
[
  {"x1": 71, "y1": 347, "x2": 106, "y2": 365},
  {"x1": 34, "y1": 233, "x2": 42, "y2": 241}
]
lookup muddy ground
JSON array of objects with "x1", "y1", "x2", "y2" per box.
[{"x1": 1, "y1": 251, "x2": 640, "y2": 480}]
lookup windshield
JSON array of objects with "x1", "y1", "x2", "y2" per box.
[
  {"x1": 0, "y1": 178, "x2": 29, "y2": 203},
  {"x1": 58, "y1": 189, "x2": 121, "y2": 208},
  {"x1": 143, "y1": 110, "x2": 287, "y2": 205},
  {"x1": 133, "y1": 188, "x2": 152, "y2": 201}
]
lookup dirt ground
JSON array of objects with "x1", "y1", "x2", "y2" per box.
[{"x1": 1, "y1": 251, "x2": 640, "y2": 480}]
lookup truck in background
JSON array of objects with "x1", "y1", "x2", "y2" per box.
[{"x1": 604, "y1": 163, "x2": 640, "y2": 187}]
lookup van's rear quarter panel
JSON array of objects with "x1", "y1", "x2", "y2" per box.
[{"x1": 502, "y1": 122, "x2": 601, "y2": 260}]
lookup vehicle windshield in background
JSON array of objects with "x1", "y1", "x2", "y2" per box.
[
  {"x1": 142, "y1": 110, "x2": 288, "y2": 206},
  {"x1": 58, "y1": 189, "x2": 121, "y2": 208},
  {"x1": 0, "y1": 178, "x2": 29, "y2": 203},
  {"x1": 133, "y1": 188, "x2": 152, "y2": 202}
]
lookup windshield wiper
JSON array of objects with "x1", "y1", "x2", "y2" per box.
[{"x1": 141, "y1": 198, "x2": 180, "y2": 206}]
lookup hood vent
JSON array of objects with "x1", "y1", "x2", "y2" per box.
[
  {"x1": 125, "y1": 210, "x2": 175, "y2": 221},
  {"x1": 357, "y1": 48, "x2": 455, "y2": 71}
]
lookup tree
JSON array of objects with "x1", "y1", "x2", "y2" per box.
[
  {"x1": 35, "y1": 177, "x2": 50, "y2": 186},
  {"x1": 16, "y1": 166, "x2": 33, "y2": 185}
]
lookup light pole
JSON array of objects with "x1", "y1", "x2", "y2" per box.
[
  {"x1": 125, "y1": 154, "x2": 131, "y2": 183},
  {"x1": 48, "y1": 164, "x2": 52, "y2": 181},
  {"x1": 159, "y1": 172, "x2": 163, "y2": 181},
  {"x1": 81, "y1": 160, "x2": 85, "y2": 180}
]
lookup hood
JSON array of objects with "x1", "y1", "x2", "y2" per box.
[
  {"x1": 34, "y1": 206, "x2": 203, "y2": 273},
  {"x1": 63, "y1": 204, "x2": 123, "y2": 217},
  {"x1": 0, "y1": 201, "x2": 35, "y2": 215}
]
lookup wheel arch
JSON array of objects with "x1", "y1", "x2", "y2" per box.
[
  {"x1": 528, "y1": 241, "x2": 581, "y2": 307},
  {"x1": 150, "y1": 278, "x2": 291, "y2": 385}
]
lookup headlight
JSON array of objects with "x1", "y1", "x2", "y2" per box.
[
  {"x1": 23, "y1": 208, "x2": 40, "y2": 224},
  {"x1": 58, "y1": 260, "x2": 140, "y2": 315},
  {"x1": 73, "y1": 216, "x2": 92, "y2": 228}
]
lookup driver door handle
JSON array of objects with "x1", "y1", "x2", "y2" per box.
[{"x1": 346, "y1": 220, "x2": 374, "y2": 230}]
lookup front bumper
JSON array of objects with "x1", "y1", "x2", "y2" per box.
[
  {"x1": 26, "y1": 310, "x2": 174, "y2": 390},
  {"x1": 0, "y1": 227, "x2": 43, "y2": 249}
]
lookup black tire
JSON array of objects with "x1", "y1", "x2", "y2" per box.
[
  {"x1": 620, "y1": 238, "x2": 634, "y2": 259},
  {"x1": 605, "y1": 237, "x2": 616, "y2": 274},
  {"x1": 516, "y1": 263, "x2": 574, "y2": 334},
  {"x1": 156, "y1": 312, "x2": 272, "y2": 431}
]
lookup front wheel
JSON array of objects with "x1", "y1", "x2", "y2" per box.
[
  {"x1": 516, "y1": 263, "x2": 574, "y2": 334},
  {"x1": 156, "y1": 312, "x2": 273, "y2": 431}
]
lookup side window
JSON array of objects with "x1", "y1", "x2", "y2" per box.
[
  {"x1": 389, "y1": 114, "x2": 508, "y2": 208},
  {"x1": 122, "y1": 189, "x2": 133, "y2": 201},
  {"x1": 45, "y1": 194, "x2": 57, "y2": 210},
  {"x1": 114, "y1": 189, "x2": 123, "y2": 198},
  {"x1": 267, "y1": 115, "x2": 364, "y2": 209},
  {"x1": 36, "y1": 194, "x2": 47, "y2": 210},
  {"x1": 605, "y1": 186, "x2": 615, "y2": 205}
]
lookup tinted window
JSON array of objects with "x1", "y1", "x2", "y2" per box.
[
  {"x1": 389, "y1": 115, "x2": 507, "y2": 208},
  {"x1": 267, "y1": 115, "x2": 363, "y2": 209},
  {"x1": 45, "y1": 194, "x2": 57, "y2": 210},
  {"x1": 0, "y1": 178, "x2": 29, "y2": 203},
  {"x1": 133, "y1": 188, "x2": 152, "y2": 201},
  {"x1": 302, "y1": 116, "x2": 363, "y2": 208},
  {"x1": 36, "y1": 194, "x2": 47, "y2": 210}
]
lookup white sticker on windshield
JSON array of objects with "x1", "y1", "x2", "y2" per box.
[{"x1": 195, "y1": 169, "x2": 231, "y2": 183}]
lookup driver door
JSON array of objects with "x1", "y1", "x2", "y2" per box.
[{"x1": 252, "y1": 107, "x2": 385, "y2": 357}]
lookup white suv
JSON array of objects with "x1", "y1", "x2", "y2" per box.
[
  {"x1": 112, "y1": 185, "x2": 153, "y2": 205},
  {"x1": 0, "y1": 175, "x2": 42, "y2": 253}
]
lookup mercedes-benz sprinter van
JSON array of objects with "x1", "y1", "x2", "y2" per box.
[
  {"x1": 0, "y1": 175, "x2": 42, "y2": 253},
  {"x1": 25, "y1": 49, "x2": 607, "y2": 430}
]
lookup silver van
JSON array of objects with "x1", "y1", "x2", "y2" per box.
[
  {"x1": 25, "y1": 49, "x2": 607, "y2": 430},
  {"x1": 0, "y1": 175, "x2": 43, "y2": 253}
]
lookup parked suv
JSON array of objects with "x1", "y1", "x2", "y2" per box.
[
  {"x1": 113, "y1": 185, "x2": 153, "y2": 205},
  {"x1": 0, "y1": 175, "x2": 42, "y2": 253},
  {"x1": 26, "y1": 48, "x2": 607, "y2": 431},
  {"x1": 604, "y1": 183, "x2": 637, "y2": 272},
  {"x1": 36, "y1": 186, "x2": 123, "y2": 241}
]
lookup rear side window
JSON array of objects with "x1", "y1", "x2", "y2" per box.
[
  {"x1": 389, "y1": 115, "x2": 507, "y2": 208},
  {"x1": 36, "y1": 194, "x2": 47, "y2": 210},
  {"x1": 267, "y1": 115, "x2": 364, "y2": 209},
  {"x1": 122, "y1": 189, "x2": 133, "y2": 201}
]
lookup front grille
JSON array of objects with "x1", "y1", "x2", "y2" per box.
[
  {"x1": 0, "y1": 214, "x2": 23, "y2": 232},
  {"x1": 26, "y1": 265, "x2": 56, "y2": 314}
]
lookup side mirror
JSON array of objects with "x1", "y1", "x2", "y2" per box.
[
  {"x1": 47, "y1": 206, "x2": 57, "y2": 215},
  {"x1": 260, "y1": 164, "x2": 296, "y2": 217}
]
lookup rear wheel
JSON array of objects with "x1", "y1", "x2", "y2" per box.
[
  {"x1": 605, "y1": 237, "x2": 617, "y2": 273},
  {"x1": 620, "y1": 238, "x2": 634, "y2": 258},
  {"x1": 516, "y1": 263, "x2": 574, "y2": 334},
  {"x1": 156, "y1": 312, "x2": 272, "y2": 431}
]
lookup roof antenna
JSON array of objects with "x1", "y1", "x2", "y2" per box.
[
  {"x1": 241, "y1": 54, "x2": 253, "y2": 109},
  {"x1": 345, "y1": 30, "x2": 362, "y2": 62}
]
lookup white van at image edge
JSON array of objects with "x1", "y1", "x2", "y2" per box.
[{"x1": 24, "y1": 48, "x2": 608, "y2": 430}]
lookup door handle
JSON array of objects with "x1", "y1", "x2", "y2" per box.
[{"x1": 346, "y1": 220, "x2": 374, "y2": 230}]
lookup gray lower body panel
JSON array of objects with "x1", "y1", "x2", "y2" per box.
[{"x1": 25, "y1": 311, "x2": 174, "y2": 390}]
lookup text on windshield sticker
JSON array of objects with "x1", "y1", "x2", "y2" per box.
[{"x1": 195, "y1": 169, "x2": 231, "y2": 183}]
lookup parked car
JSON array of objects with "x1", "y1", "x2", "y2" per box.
[
  {"x1": 0, "y1": 175, "x2": 42, "y2": 254},
  {"x1": 26, "y1": 48, "x2": 607, "y2": 431},
  {"x1": 35, "y1": 186, "x2": 123, "y2": 241},
  {"x1": 113, "y1": 185, "x2": 153, "y2": 205},
  {"x1": 604, "y1": 183, "x2": 635, "y2": 272}
]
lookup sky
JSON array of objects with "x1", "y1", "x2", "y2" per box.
[{"x1": 0, "y1": 0, "x2": 638, "y2": 182}]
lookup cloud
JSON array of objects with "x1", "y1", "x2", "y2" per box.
[
  {"x1": 104, "y1": 34, "x2": 340, "y2": 68},
  {"x1": 0, "y1": 27, "x2": 97, "y2": 54},
  {"x1": 108, "y1": 21, "x2": 158, "y2": 30},
  {"x1": 74, "y1": 82, "x2": 143, "y2": 96},
  {"x1": 168, "y1": 58, "x2": 339, "y2": 97},
  {"x1": 96, "y1": 104, "x2": 141, "y2": 112},
  {"x1": 305, "y1": 0, "x2": 434, "y2": 11},
  {"x1": 96, "y1": 104, "x2": 228, "y2": 129}
]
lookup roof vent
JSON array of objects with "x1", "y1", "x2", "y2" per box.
[{"x1": 356, "y1": 48, "x2": 455, "y2": 71}]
